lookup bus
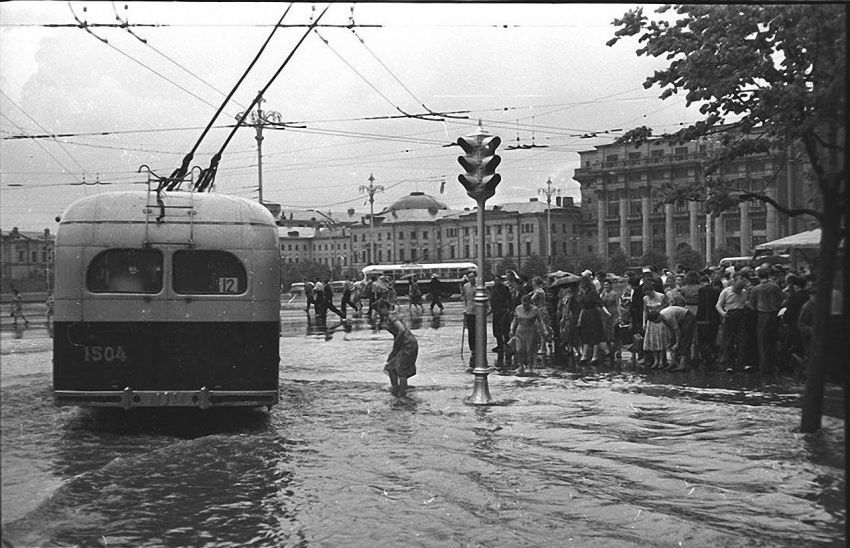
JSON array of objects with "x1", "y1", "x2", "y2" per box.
[
  {"x1": 361, "y1": 262, "x2": 477, "y2": 297},
  {"x1": 52, "y1": 190, "x2": 281, "y2": 410}
]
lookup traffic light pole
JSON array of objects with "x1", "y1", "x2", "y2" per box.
[
  {"x1": 469, "y1": 196, "x2": 493, "y2": 404},
  {"x1": 456, "y1": 121, "x2": 501, "y2": 405}
]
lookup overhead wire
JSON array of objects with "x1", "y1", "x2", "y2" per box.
[
  {"x1": 67, "y1": 2, "x2": 224, "y2": 112},
  {"x1": 159, "y1": 3, "x2": 295, "y2": 191},
  {"x1": 0, "y1": 89, "x2": 91, "y2": 176},
  {"x1": 0, "y1": 113, "x2": 80, "y2": 178},
  {"x1": 110, "y1": 1, "x2": 248, "y2": 111},
  {"x1": 193, "y1": 3, "x2": 331, "y2": 193}
]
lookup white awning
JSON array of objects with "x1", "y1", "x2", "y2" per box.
[{"x1": 755, "y1": 229, "x2": 822, "y2": 251}]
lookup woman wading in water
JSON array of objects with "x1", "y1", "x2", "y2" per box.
[{"x1": 376, "y1": 299, "x2": 418, "y2": 397}]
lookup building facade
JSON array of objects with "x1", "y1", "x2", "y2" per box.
[
  {"x1": 276, "y1": 191, "x2": 583, "y2": 276},
  {"x1": 572, "y1": 136, "x2": 812, "y2": 265},
  {"x1": 0, "y1": 227, "x2": 55, "y2": 293}
]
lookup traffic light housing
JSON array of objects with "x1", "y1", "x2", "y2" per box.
[{"x1": 457, "y1": 131, "x2": 501, "y2": 201}]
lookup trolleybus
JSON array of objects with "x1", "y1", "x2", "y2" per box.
[
  {"x1": 361, "y1": 262, "x2": 477, "y2": 297},
  {"x1": 52, "y1": 190, "x2": 281, "y2": 410}
]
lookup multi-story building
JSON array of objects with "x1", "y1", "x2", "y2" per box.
[
  {"x1": 0, "y1": 227, "x2": 55, "y2": 293},
  {"x1": 572, "y1": 135, "x2": 812, "y2": 265},
  {"x1": 276, "y1": 191, "x2": 584, "y2": 275}
]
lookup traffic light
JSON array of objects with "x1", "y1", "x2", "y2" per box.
[{"x1": 457, "y1": 127, "x2": 501, "y2": 201}]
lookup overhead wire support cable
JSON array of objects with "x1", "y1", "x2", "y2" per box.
[
  {"x1": 67, "y1": 3, "x2": 222, "y2": 112},
  {"x1": 0, "y1": 113, "x2": 79, "y2": 178},
  {"x1": 194, "y1": 3, "x2": 331, "y2": 193},
  {"x1": 160, "y1": 4, "x2": 295, "y2": 192},
  {"x1": 110, "y1": 2, "x2": 248, "y2": 111}
]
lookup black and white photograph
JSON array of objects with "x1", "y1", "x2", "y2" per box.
[{"x1": 1, "y1": 3, "x2": 846, "y2": 546}]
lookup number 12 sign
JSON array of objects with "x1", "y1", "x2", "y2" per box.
[{"x1": 218, "y1": 277, "x2": 238, "y2": 293}]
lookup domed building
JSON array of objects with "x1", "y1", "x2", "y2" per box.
[{"x1": 380, "y1": 191, "x2": 448, "y2": 215}]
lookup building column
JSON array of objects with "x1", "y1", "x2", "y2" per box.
[
  {"x1": 705, "y1": 213, "x2": 713, "y2": 265},
  {"x1": 715, "y1": 212, "x2": 726, "y2": 251},
  {"x1": 688, "y1": 201, "x2": 699, "y2": 250},
  {"x1": 596, "y1": 190, "x2": 606, "y2": 261},
  {"x1": 739, "y1": 201, "x2": 751, "y2": 255},
  {"x1": 664, "y1": 203, "x2": 675, "y2": 264},
  {"x1": 619, "y1": 191, "x2": 628, "y2": 255},
  {"x1": 641, "y1": 188, "x2": 650, "y2": 257},
  {"x1": 766, "y1": 186, "x2": 779, "y2": 241}
]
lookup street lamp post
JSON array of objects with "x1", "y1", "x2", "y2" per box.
[
  {"x1": 359, "y1": 173, "x2": 384, "y2": 265},
  {"x1": 538, "y1": 177, "x2": 560, "y2": 267},
  {"x1": 457, "y1": 121, "x2": 502, "y2": 405},
  {"x1": 237, "y1": 91, "x2": 281, "y2": 204}
]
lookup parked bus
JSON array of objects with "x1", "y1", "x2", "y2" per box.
[
  {"x1": 361, "y1": 262, "x2": 477, "y2": 297},
  {"x1": 52, "y1": 190, "x2": 281, "y2": 410}
]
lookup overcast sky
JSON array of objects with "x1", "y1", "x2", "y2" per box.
[{"x1": 0, "y1": 2, "x2": 702, "y2": 232}]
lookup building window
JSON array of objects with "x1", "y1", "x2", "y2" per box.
[
  {"x1": 378, "y1": 250, "x2": 383, "y2": 262},
  {"x1": 551, "y1": 223, "x2": 557, "y2": 234},
  {"x1": 726, "y1": 218, "x2": 741, "y2": 232},
  {"x1": 496, "y1": 225, "x2": 502, "y2": 235},
  {"x1": 411, "y1": 249, "x2": 417, "y2": 261},
  {"x1": 606, "y1": 154, "x2": 619, "y2": 162},
  {"x1": 486, "y1": 226, "x2": 491, "y2": 235},
  {"x1": 497, "y1": 243, "x2": 503, "y2": 256},
  {"x1": 508, "y1": 242, "x2": 515, "y2": 256},
  {"x1": 673, "y1": 167, "x2": 690, "y2": 178},
  {"x1": 507, "y1": 224, "x2": 513, "y2": 234},
  {"x1": 628, "y1": 172, "x2": 642, "y2": 182},
  {"x1": 423, "y1": 231, "x2": 428, "y2": 240},
  {"x1": 463, "y1": 227, "x2": 470, "y2": 236},
  {"x1": 423, "y1": 249, "x2": 429, "y2": 260},
  {"x1": 486, "y1": 244, "x2": 491, "y2": 257},
  {"x1": 525, "y1": 242, "x2": 531, "y2": 256},
  {"x1": 631, "y1": 224, "x2": 642, "y2": 236},
  {"x1": 675, "y1": 221, "x2": 688, "y2": 234},
  {"x1": 630, "y1": 241, "x2": 643, "y2": 257},
  {"x1": 752, "y1": 217, "x2": 767, "y2": 231},
  {"x1": 450, "y1": 245, "x2": 456, "y2": 259},
  {"x1": 628, "y1": 152, "x2": 641, "y2": 161},
  {"x1": 398, "y1": 231, "x2": 404, "y2": 240},
  {"x1": 399, "y1": 249, "x2": 405, "y2": 261},
  {"x1": 464, "y1": 245, "x2": 470, "y2": 257},
  {"x1": 411, "y1": 231, "x2": 417, "y2": 240},
  {"x1": 607, "y1": 201, "x2": 619, "y2": 217},
  {"x1": 674, "y1": 146, "x2": 689, "y2": 157}
]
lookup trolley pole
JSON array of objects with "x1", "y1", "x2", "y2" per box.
[{"x1": 359, "y1": 173, "x2": 384, "y2": 265}]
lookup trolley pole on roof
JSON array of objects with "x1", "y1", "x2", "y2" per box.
[
  {"x1": 359, "y1": 173, "x2": 384, "y2": 265},
  {"x1": 237, "y1": 91, "x2": 281, "y2": 204}
]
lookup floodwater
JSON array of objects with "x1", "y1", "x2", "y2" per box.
[{"x1": 1, "y1": 300, "x2": 845, "y2": 547}]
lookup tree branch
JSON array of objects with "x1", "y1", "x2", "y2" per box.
[{"x1": 738, "y1": 191, "x2": 824, "y2": 222}]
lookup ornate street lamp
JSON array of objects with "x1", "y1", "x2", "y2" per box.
[
  {"x1": 359, "y1": 173, "x2": 384, "y2": 265},
  {"x1": 538, "y1": 177, "x2": 560, "y2": 267},
  {"x1": 237, "y1": 91, "x2": 281, "y2": 204}
]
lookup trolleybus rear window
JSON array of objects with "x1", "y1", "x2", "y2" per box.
[
  {"x1": 86, "y1": 249, "x2": 164, "y2": 293},
  {"x1": 173, "y1": 250, "x2": 247, "y2": 294}
]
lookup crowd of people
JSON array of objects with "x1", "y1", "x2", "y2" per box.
[{"x1": 473, "y1": 263, "x2": 843, "y2": 379}]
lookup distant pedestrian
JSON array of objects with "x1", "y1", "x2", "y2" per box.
[
  {"x1": 461, "y1": 271, "x2": 478, "y2": 368},
  {"x1": 10, "y1": 289, "x2": 29, "y2": 328},
  {"x1": 510, "y1": 293, "x2": 547, "y2": 376},
  {"x1": 323, "y1": 280, "x2": 345, "y2": 319},
  {"x1": 643, "y1": 284, "x2": 671, "y2": 369},
  {"x1": 341, "y1": 275, "x2": 357, "y2": 318},
  {"x1": 660, "y1": 305, "x2": 696, "y2": 371},
  {"x1": 716, "y1": 274, "x2": 753, "y2": 372},
  {"x1": 375, "y1": 298, "x2": 418, "y2": 397},
  {"x1": 429, "y1": 273, "x2": 444, "y2": 313},
  {"x1": 304, "y1": 280, "x2": 316, "y2": 315},
  {"x1": 748, "y1": 268, "x2": 783, "y2": 373},
  {"x1": 489, "y1": 274, "x2": 512, "y2": 368},
  {"x1": 45, "y1": 291, "x2": 54, "y2": 329},
  {"x1": 408, "y1": 277, "x2": 423, "y2": 313}
]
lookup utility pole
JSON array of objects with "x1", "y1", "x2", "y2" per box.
[
  {"x1": 237, "y1": 91, "x2": 281, "y2": 204},
  {"x1": 538, "y1": 177, "x2": 560, "y2": 267},
  {"x1": 359, "y1": 173, "x2": 384, "y2": 264}
]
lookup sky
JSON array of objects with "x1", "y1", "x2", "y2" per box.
[{"x1": 0, "y1": 2, "x2": 704, "y2": 232}]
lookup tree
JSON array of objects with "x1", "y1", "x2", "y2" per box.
[
  {"x1": 607, "y1": 248, "x2": 629, "y2": 275},
  {"x1": 281, "y1": 260, "x2": 331, "y2": 291},
  {"x1": 519, "y1": 254, "x2": 548, "y2": 280},
  {"x1": 609, "y1": 5, "x2": 846, "y2": 432},
  {"x1": 640, "y1": 249, "x2": 669, "y2": 272},
  {"x1": 673, "y1": 242, "x2": 705, "y2": 272},
  {"x1": 495, "y1": 256, "x2": 519, "y2": 276},
  {"x1": 551, "y1": 254, "x2": 576, "y2": 273},
  {"x1": 575, "y1": 252, "x2": 605, "y2": 274}
]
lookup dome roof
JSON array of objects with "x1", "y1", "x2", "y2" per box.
[{"x1": 385, "y1": 191, "x2": 447, "y2": 212}]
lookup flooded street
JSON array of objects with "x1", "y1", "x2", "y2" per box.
[{"x1": 1, "y1": 301, "x2": 845, "y2": 547}]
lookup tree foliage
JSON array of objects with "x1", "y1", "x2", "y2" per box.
[
  {"x1": 673, "y1": 242, "x2": 705, "y2": 271},
  {"x1": 609, "y1": 4, "x2": 846, "y2": 432},
  {"x1": 495, "y1": 256, "x2": 519, "y2": 276},
  {"x1": 640, "y1": 249, "x2": 669, "y2": 271},
  {"x1": 607, "y1": 247, "x2": 629, "y2": 275},
  {"x1": 519, "y1": 254, "x2": 548, "y2": 280},
  {"x1": 281, "y1": 260, "x2": 332, "y2": 290},
  {"x1": 575, "y1": 252, "x2": 605, "y2": 274}
]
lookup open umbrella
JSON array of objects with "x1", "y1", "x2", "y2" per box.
[
  {"x1": 551, "y1": 274, "x2": 581, "y2": 288},
  {"x1": 547, "y1": 270, "x2": 568, "y2": 278}
]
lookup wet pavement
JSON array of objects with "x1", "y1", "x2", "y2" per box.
[{"x1": 1, "y1": 299, "x2": 845, "y2": 546}]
